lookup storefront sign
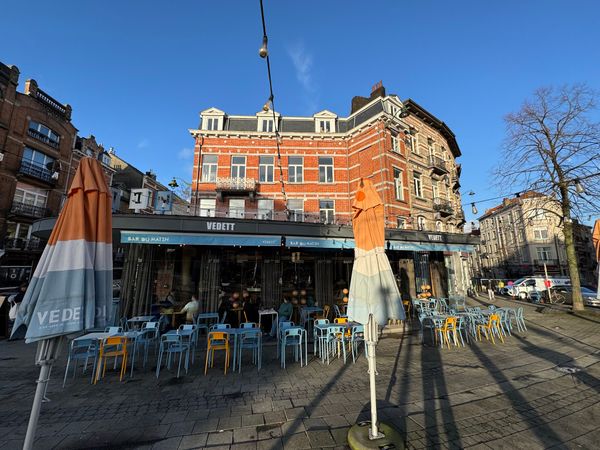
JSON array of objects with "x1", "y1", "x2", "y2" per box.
[
  {"x1": 206, "y1": 222, "x2": 235, "y2": 231},
  {"x1": 121, "y1": 231, "x2": 281, "y2": 247},
  {"x1": 427, "y1": 234, "x2": 443, "y2": 241},
  {"x1": 286, "y1": 237, "x2": 355, "y2": 249}
]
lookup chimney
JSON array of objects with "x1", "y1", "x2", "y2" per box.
[
  {"x1": 350, "y1": 81, "x2": 387, "y2": 114},
  {"x1": 24, "y1": 79, "x2": 38, "y2": 97}
]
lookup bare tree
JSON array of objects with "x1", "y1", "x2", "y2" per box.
[{"x1": 496, "y1": 84, "x2": 600, "y2": 311}]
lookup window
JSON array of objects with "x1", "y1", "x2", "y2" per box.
[
  {"x1": 534, "y1": 228, "x2": 548, "y2": 240},
  {"x1": 85, "y1": 147, "x2": 94, "y2": 157},
  {"x1": 432, "y1": 180, "x2": 439, "y2": 199},
  {"x1": 28, "y1": 120, "x2": 60, "y2": 145},
  {"x1": 259, "y1": 156, "x2": 274, "y2": 183},
  {"x1": 319, "y1": 120, "x2": 332, "y2": 133},
  {"x1": 536, "y1": 247, "x2": 551, "y2": 261},
  {"x1": 397, "y1": 217, "x2": 406, "y2": 229},
  {"x1": 413, "y1": 133, "x2": 420, "y2": 154},
  {"x1": 229, "y1": 199, "x2": 245, "y2": 218},
  {"x1": 100, "y1": 152, "x2": 111, "y2": 165},
  {"x1": 261, "y1": 119, "x2": 274, "y2": 133},
  {"x1": 391, "y1": 133, "x2": 400, "y2": 153},
  {"x1": 287, "y1": 199, "x2": 304, "y2": 222},
  {"x1": 417, "y1": 216, "x2": 426, "y2": 231},
  {"x1": 230, "y1": 156, "x2": 246, "y2": 178},
  {"x1": 204, "y1": 117, "x2": 219, "y2": 131},
  {"x1": 413, "y1": 172, "x2": 423, "y2": 198},
  {"x1": 529, "y1": 208, "x2": 546, "y2": 220},
  {"x1": 428, "y1": 138, "x2": 435, "y2": 159},
  {"x1": 319, "y1": 200, "x2": 335, "y2": 224},
  {"x1": 22, "y1": 147, "x2": 55, "y2": 171},
  {"x1": 389, "y1": 103, "x2": 398, "y2": 117},
  {"x1": 14, "y1": 184, "x2": 48, "y2": 208},
  {"x1": 199, "y1": 198, "x2": 216, "y2": 217},
  {"x1": 201, "y1": 155, "x2": 218, "y2": 182},
  {"x1": 257, "y1": 199, "x2": 274, "y2": 220},
  {"x1": 393, "y1": 168, "x2": 404, "y2": 201},
  {"x1": 404, "y1": 133, "x2": 415, "y2": 152},
  {"x1": 318, "y1": 157, "x2": 334, "y2": 183},
  {"x1": 7, "y1": 222, "x2": 32, "y2": 240},
  {"x1": 288, "y1": 156, "x2": 303, "y2": 183}
]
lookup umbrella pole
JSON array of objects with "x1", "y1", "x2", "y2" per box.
[
  {"x1": 23, "y1": 338, "x2": 61, "y2": 450},
  {"x1": 366, "y1": 314, "x2": 384, "y2": 440}
]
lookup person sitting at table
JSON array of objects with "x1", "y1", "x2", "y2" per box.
[
  {"x1": 270, "y1": 297, "x2": 293, "y2": 337},
  {"x1": 159, "y1": 290, "x2": 176, "y2": 308},
  {"x1": 180, "y1": 294, "x2": 200, "y2": 324}
]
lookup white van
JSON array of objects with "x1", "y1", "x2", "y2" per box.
[{"x1": 507, "y1": 276, "x2": 571, "y2": 300}]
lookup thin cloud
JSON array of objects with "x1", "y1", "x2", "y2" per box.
[
  {"x1": 137, "y1": 138, "x2": 149, "y2": 149},
  {"x1": 178, "y1": 147, "x2": 194, "y2": 159},
  {"x1": 287, "y1": 41, "x2": 319, "y2": 112}
]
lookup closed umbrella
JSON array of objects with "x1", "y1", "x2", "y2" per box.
[
  {"x1": 11, "y1": 157, "x2": 112, "y2": 450},
  {"x1": 347, "y1": 178, "x2": 404, "y2": 448},
  {"x1": 592, "y1": 219, "x2": 600, "y2": 301}
]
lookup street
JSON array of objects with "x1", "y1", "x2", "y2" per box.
[{"x1": 1, "y1": 296, "x2": 599, "y2": 449}]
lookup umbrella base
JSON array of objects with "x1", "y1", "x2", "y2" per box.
[{"x1": 348, "y1": 421, "x2": 405, "y2": 449}]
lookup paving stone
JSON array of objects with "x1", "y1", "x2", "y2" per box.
[
  {"x1": 178, "y1": 433, "x2": 208, "y2": 449},
  {"x1": 206, "y1": 430, "x2": 233, "y2": 446},
  {"x1": 218, "y1": 415, "x2": 242, "y2": 430},
  {"x1": 192, "y1": 418, "x2": 219, "y2": 433},
  {"x1": 284, "y1": 407, "x2": 307, "y2": 420},
  {"x1": 263, "y1": 411, "x2": 286, "y2": 425},
  {"x1": 242, "y1": 413, "x2": 265, "y2": 427},
  {"x1": 281, "y1": 432, "x2": 311, "y2": 449},
  {"x1": 152, "y1": 436, "x2": 182, "y2": 449},
  {"x1": 166, "y1": 421, "x2": 195, "y2": 437},
  {"x1": 233, "y1": 426, "x2": 259, "y2": 442}
]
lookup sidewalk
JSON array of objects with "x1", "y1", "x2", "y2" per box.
[{"x1": 1, "y1": 297, "x2": 599, "y2": 449}]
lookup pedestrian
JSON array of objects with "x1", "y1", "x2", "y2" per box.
[
  {"x1": 180, "y1": 294, "x2": 200, "y2": 323},
  {"x1": 270, "y1": 297, "x2": 293, "y2": 337}
]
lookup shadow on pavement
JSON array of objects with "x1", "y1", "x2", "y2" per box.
[{"x1": 470, "y1": 343, "x2": 564, "y2": 447}]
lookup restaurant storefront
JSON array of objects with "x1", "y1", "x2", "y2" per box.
[{"x1": 32, "y1": 214, "x2": 478, "y2": 318}]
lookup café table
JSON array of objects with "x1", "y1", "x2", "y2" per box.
[
  {"x1": 127, "y1": 315, "x2": 155, "y2": 329},
  {"x1": 258, "y1": 308, "x2": 278, "y2": 334}
]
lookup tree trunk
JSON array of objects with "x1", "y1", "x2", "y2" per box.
[{"x1": 560, "y1": 187, "x2": 585, "y2": 311}]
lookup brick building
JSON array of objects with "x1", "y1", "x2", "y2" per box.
[{"x1": 0, "y1": 63, "x2": 78, "y2": 284}]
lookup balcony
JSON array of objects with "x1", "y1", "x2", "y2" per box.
[
  {"x1": 18, "y1": 159, "x2": 57, "y2": 184},
  {"x1": 534, "y1": 259, "x2": 559, "y2": 266},
  {"x1": 27, "y1": 128, "x2": 60, "y2": 149},
  {"x1": 433, "y1": 198, "x2": 453, "y2": 216},
  {"x1": 429, "y1": 156, "x2": 448, "y2": 175},
  {"x1": 3, "y1": 238, "x2": 43, "y2": 252},
  {"x1": 9, "y1": 202, "x2": 51, "y2": 219},
  {"x1": 215, "y1": 177, "x2": 257, "y2": 201}
]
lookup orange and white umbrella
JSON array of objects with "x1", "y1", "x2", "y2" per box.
[
  {"x1": 348, "y1": 178, "x2": 404, "y2": 325},
  {"x1": 11, "y1": 157, "x2": 112, "y2": 450},
  {"x1": 593, "y1": 219, "x2": 600, "y2": 262}
]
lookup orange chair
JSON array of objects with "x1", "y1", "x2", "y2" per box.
[
  {"x1": 435, "y1": 317, "x2": 458, "y2": 348},
  {"x1": 95, "y1": 336, "x2": 128, "y2": 383},
  {"x1": 477, "y1": 314, "x2": 504, "y2": 345},
  {"x1": 205, "y1": 331, "x2": 230, "y2": 375}
]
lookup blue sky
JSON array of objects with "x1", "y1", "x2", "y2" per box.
[{"x1": 3, "y1": 0, "x2": 600, "y2": 224}]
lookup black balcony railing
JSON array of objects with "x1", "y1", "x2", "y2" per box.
[
  {"x1": 433, "y1": 198, "x2": 453, "y2": 215},
  {"x1": 429, "y1": 156, "x2": 448, "y2": 174},
  {"x1": 3, "y1": 238, "x2": 43, "y2": 251},
  {"x1": 27, "y1": 128, "x2": 60, "y2": 149},
  {"x1": 10, "y1": 202, "x2": 51, "y2": 219},
  {"x1": 18, "y1": 159, "x2": 56, "y2": 184}
]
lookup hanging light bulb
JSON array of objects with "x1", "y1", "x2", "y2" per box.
[
  {"x1": 168, "y1": 177, "x2": 179, "y2": 188},
  {"x1": 471, "y1": 203, "x2": 478, "y2": 215},
  {"x1": 262, "y1": 99, "x2": 272, "y2": 112},
  {"x1": 259, "y1": 36, "x2": 268, "y2": 58},
  {"x1": 574, "y1": 179, "x2": 585, "y2": 194}
]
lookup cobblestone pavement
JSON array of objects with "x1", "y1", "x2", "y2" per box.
[{"x1": 1, "y1": 296, "x2": 600, "y2": 449}]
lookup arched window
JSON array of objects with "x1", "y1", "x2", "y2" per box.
[{"x1": 417, "y1": 216, "x2": 426, "y2": 231}]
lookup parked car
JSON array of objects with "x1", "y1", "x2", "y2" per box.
[
  {"x1": 547, "y1": 286, "x2": 600, "y2": 307},
  {"x1": 507, "y1": 276, "x2": 571, "y2": 300}
]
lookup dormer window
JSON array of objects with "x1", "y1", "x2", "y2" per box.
[
  {"x1": 261, "y1": 119, "x2": 274, "y2": 133},
  {"x1": 313, "y1": 110, "x2": 337, "y2": 133},
  {"x1": 200, "y1": 108, "x2": 225, "y2": 131}
]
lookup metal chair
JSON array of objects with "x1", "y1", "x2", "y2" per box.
[
  {"x1": 156, "y1": 334, "x2": 190, "y2": 378},
  {"x1": 129, "y1": 323, "x2": 159, "y2": 377},
  {"x1": 205, "y1": 331, "x2": 230, "y2": 375},
  {"x1": 350, "y1": 325, "x2": 365, "y2": 363},
  {"x1": 63, "y1": 338, "x2": 98, "y2": 387},
  {"x1": 104, "y1": 326, "x2": 123, "y2": 334},
  {"x1": 95, "y1": 336, "x2": 128, "y2": 383},
  {"x1": 239, "y1": 329, "x2": 262, "y2": 372},
  {"x1": 313, "y1": 319, "x2": 329, "y2": 356},
  {"x1": 324, "y1": 325, "x2": 346, "y2": 364},
  {"x1": 178, "y1": 324, "x2": 198, "y2": 362},
  {"x1": 281, "y1": 328, "x2": 305, "y2": 368}
]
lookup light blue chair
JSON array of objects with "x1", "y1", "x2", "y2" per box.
[
  {"x1": 210, "y1": 323, "x2": 231, "y2": 331},
  {"x1": 350, "y1": 325, "x2": 365, "y2": 363},
  {"x1": 178, "y1": 324, "x2": 198, "y2": 362},
  {"x1": 313, "y1": 319, "x2": 330, "y2": 356},
  {"x1": 239, "y1": 329, "x2": 262, "y2": 372},
  {"x1": 63, "y1": 338, "x2": 98, "y2": 387},
  {"x1": 129, "y1": 322, "x2": 160, "y2": 377},
  {"x1": 104, "y1": 326, "x2": 123, "y2": 334},
  {"x1": 241, "y1": 322, "x2": 257, "y2": 329},
  {"x1": 156, "y1": 334, "x2": 190, "y2": 378},
  {"x1": 324, "y1": 325, "x2": 346, "y2": 364},
  {"x1": 281, "y1": 328, "x2": 305, "y2": 368}
]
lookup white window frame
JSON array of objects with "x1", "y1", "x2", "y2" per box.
[
  {"x1": 203, "y1": 117, "x2": 221, "y2": 131},
  {"x1": 201, "y1": 155, "x2": 218, "y2": 182},
  {"x1": 393, "y1": 167, "x2": 404, "y2": 201},
  {"x1": 536, "y1": 247, "x2": 551, "y2": 261},
  {"x1": 391, "y1": 133, "x2": 400, "y2": 153},
  {"x1": 28, "y1": 120, "x2": 60, "y2": 144},
  {"x1": 22, "y1": 147, "x2": 55, "y2": 171},
  {"x1": 287, "y1": 199, "x2": 304, "y2": 222},
  {"x1": 199, "y1": 198, "x2": 216, "y2": 217},
  {"x1": 397, "y1": 217, "x2": 406, "y2": 229},
  {"x1": 318, "y1": 119, "x2": 333, "y2": 133},
  {"x1": 288, "y1": 156, "x2": 303, "y2": 183},
  {"x1": 230, "y1": 156, "x2": 246, "y2": 179},
  {"x1": 261, "y1": 119, "x2": 274, "y2": 133},
  {"x1": 259, "y1": 155, "x2": 274, "y2": 183},
  {"x1": 14, "y1": 184, "x2": 48, "y2": 208},
  {"x1": 405, "y1": 133, "x2": 415, "y2": 153},
  {"x1": 257, "y1": 198, "x2": 274, "y2": 220},
  {"x1": 413, "y1": 172, "x2": 423, "y2": 198},
  {"x1": 534, "y1": 228, "x2": 549, "y2": 241},
  {"x1": 229, "y1": 198, "x2": 245, "y2": 218},
  {"x1": 319, "y1": 199, "x2": 335, "y2": 224},
  {"x1": 7, "y1": 222, "x2": 32, "y2": 240},
  {"x1": 318, "y1": 157, "x2": 334, "y2": 183},
  {"x1": 413, "y1": 133, "x2": 420, "y2": 155}
]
